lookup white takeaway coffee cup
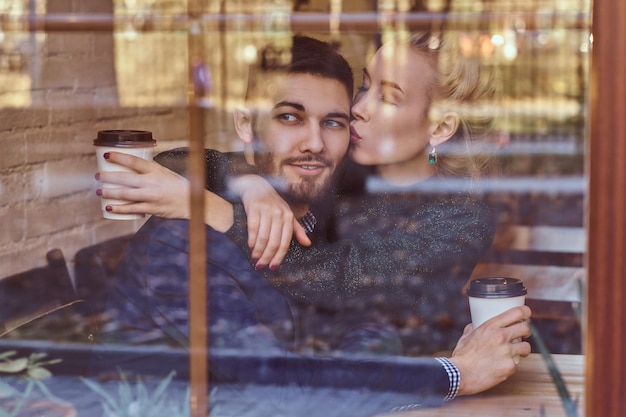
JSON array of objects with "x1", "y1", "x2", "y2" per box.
[
  {"x1": 466, "y1": 277, "x2": 527, "y2": 329},
  {"x1": 94, "y1": 130, "x2": 156, "y2": 220}
]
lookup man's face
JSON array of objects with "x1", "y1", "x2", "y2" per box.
[{"x1": 248, "y1": 73, "x2": 351, "y2": 204}]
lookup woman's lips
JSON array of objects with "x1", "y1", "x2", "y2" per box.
[{"x1": 350, "y1": 126, "x2": 362, "y2": 144}]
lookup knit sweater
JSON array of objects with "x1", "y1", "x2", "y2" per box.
[{"x1": 157, "y1": 149, "x2": 495, "y2": 339}]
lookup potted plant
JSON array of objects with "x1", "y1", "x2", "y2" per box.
[{"x1": 0, "y1": 351, "x2": 76, "y2": 417}]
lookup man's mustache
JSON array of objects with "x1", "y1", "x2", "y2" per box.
[{"x1": 281, "y1": 155, "x2": 333, "y2": 168}]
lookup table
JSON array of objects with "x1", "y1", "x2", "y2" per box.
[
  {"x1": 0, "y1": 340, "x2": 584, "y2": 417},
  {"x1": 379, "y1": 354, "x2": 584, "y2": 417}
]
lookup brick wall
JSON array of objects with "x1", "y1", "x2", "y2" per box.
[{"x1": 0, "y1": 0, "x2": 194, "y2": 278}]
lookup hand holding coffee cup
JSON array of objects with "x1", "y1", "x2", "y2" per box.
[{"x1": 94, "y1": 130, "x2": 156, "y2": 220}]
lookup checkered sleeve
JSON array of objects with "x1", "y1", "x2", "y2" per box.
[{"x1": 434, "y1": 357, "x2": 461, "y2": 401}]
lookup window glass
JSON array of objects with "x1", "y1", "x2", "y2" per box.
[{"x1": 0, "y1": 1, "x2": 589, "y2": 415}]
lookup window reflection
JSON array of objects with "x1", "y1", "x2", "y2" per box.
[
  {"x1": 0, "y1": 1, "x2": 590, "y2": 416},
  {"x1": 0, "y1": 0, "x2": 46, "y2": 107}
]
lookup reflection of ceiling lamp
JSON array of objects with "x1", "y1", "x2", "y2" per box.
[
  {"x1": 479, "y1": 34, "x2": 494, "y2": 57},
  {"x1": 242, "y1": 44, "x2": 257, "y2": 64},
  {"x1": 503, "y1": 29, "x2": 517, "y2": 61},
  {"x1": 491, "y1": 34, "x2": 504, "y2": 47},
  {"x1": 459, "y1": 33, "x2": 494, "y2": 58},
  {"x1": 503, "y1": 43, "x2": 517, "y2": 61},
  {"x1": 122, "y1": 20, "x2": 139, "y2": 41}
]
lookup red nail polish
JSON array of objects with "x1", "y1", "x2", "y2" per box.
[
  {"x1": 105, "y1": 205, "x2": 113, "y2": 212},
  {"x1": 256, "y1": 264, "x2": 266, "y2": 270},
  {"x1": 94, "y1": 173, "x2": 100, "y2": 180},
  {"x1": 269, "y1": 265, "x2": 278, "y2": 271},
  {"x1": 96, "y1": 189, "x2": 102, "y2": 196},
  {"x1": 251, "y1": 258, "x2": 259, "y2": 264},
  {"x1": 103, "y1": 152, "x2": 110, "y2": 159}
]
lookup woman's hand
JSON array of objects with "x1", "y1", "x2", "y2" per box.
[
  {"x1": 96, "y1": 151, "x2": 192, "y2": 219},
  {"x1": 450, "y1": 305, "x2": 532, "y2": 396},
  {"x1": 230, "y1": 174, "x2": 311, "y2": 269}
]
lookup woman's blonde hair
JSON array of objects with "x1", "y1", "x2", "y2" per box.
[{"x1": 407, "y1": 32, "x2": 497, "y2": 180}]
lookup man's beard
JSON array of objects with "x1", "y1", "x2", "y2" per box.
[{"x1": 254, "y1": 151, "x2": 333, "y2": 205}]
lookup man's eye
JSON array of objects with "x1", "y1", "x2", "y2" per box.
[
  {"x1": 278, "y1": 114, "x2": 299, "y2": 122},
  {"x1": 324, "y1": 120, "x2": 347, "y2": 128}
]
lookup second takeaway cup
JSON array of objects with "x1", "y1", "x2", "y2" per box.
[
  {"x1": 466, "y1": 277, "x2": 527, "y2": 329},
  {"x1": 94, "y1": 130, "x2": 156, "y2": 220}
]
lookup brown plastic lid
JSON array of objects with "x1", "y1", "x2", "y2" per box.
[
  {"x1": 466, "y1": 277, "x2": 527, "y2": 298},
  {"x1": 93, "y1": 130, "x2": 156, "y2": 148}
]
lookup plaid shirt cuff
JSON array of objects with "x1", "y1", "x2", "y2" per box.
[
  {"x1": 435, "y1": 357, "x2": 461, "y2": 401},
  {"x1": 298, "y1": 210, "x2": 317, "y2": 234}
]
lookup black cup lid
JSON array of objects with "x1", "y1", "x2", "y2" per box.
[
  {"x1": 93, "y1": 130, "x2": 156, "y2": 148},
  {"x1": 466, "y1": 277, "x2": 527, "y2": 298}
]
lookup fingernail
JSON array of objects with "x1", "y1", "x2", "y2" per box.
[
  {"x1": 96, "y1": 189, "x2": 102, "y2": 196},
  {"x1": 105, "y1": 205, "x2": 113, "y2": 212},
  {"x1": 256, "y1": 264, "x2": 266, "y2": 270},
  {"x1": 103, "y1": 152, "x2": 110, "y2": 159},
  {"x1": 269, "y1": 265, "x2": 278, "y2": 271},
  {"x1": 94, "y1": 172, "x2": 100, "y2": 180},
  {"x1": 251, "y1": 258, "x2": 259, "y2": 264}
]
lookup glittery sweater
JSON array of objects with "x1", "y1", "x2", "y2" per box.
[{"x1": 156, "y1": 149, "x2": 495, "y2": 317}]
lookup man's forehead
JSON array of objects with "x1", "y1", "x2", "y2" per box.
[{"x1": 246, "y1": 72, "x2": 350, "y2": 112}]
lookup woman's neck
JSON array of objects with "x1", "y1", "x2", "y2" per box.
[{"x1": 375, "y1": 156, "x2": 435, "y2": 187}]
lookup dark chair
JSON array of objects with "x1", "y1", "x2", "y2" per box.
[
  {"x1": 73, "y1": 234, "x2": 133, "y2": 317},
  {"x1": 0, "y1": 249, "x2": 93, "y2": 343}
]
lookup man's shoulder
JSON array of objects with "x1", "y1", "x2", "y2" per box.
[{"x1": 154, "y1": 147, "x2": 245, "y2": 176}]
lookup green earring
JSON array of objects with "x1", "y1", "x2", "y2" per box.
[{"x1": 428, "y1": 147, "x2": 437, "y2": 164}]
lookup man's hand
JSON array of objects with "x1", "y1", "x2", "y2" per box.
[
  {"x1": 449, "y1": 305, "x2": 532, "y2": 396},
  {"x1": 230, "y1": 175, "x2": 311, "y2": 270}
]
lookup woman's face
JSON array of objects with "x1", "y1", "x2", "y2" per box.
[{"x1": 350, "y1": 42, "x2": 437, "y2": 167}]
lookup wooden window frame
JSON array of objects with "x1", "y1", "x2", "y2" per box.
[{"x1": 586, "y1": 0, "x2": 626, "y2": 415}]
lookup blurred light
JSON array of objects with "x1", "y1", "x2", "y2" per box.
[
  {"x1": 426, "y1": 0, "x2": 447, "y2": 12},
  {"x1": 504, "y1": 44, "x2": 518, "y2": 61},
  {"x1": 579, "y1": 42, "x2": 589, "y2": 53},
  {"x1": 491, "y1": 34, "x2": 504, "y2": 46},
  {"x1": 242, "y1": 44, "x2": 258, "y2": 64},
  {"x1": 460, "y1": 34, "x2": 475, "y2": 57},
  {"x1": 479, "y1": 34, "x2": 494, "y2": 56}
]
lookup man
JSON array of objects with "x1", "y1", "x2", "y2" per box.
[{"x1": 98, "y1": 36, "x2": 531, "y2": 407}]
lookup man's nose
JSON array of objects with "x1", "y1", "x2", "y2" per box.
[{"x1": 299, "y1": 123, "x2": 325, "y2": 153}]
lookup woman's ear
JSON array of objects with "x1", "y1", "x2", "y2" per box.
[
  {"x1": 233, "y1": 107, "x2": 254, "y2": 144},
  {"x1": 430, "y1": 112, "x2": 460, "y2": 147}
]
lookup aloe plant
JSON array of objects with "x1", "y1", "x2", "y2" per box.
[
  {"x1": 82, "y1": 370, "x2": 220, "y2": 417},
  {"x1": 0, "y1": 351, "x2": 69, "y2": 417}
]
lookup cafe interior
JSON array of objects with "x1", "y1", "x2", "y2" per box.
[{"x1": 0, "y1": 0, "x2": 624, "y2": 416}]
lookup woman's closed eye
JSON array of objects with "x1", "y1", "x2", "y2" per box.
[{"x1": 356, "y1": 84, "x2": 397, "y2": 106}]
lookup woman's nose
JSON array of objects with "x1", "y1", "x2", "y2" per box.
[{"x1": 351, "y1": 92, "x2": 369, "y2": 122}]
